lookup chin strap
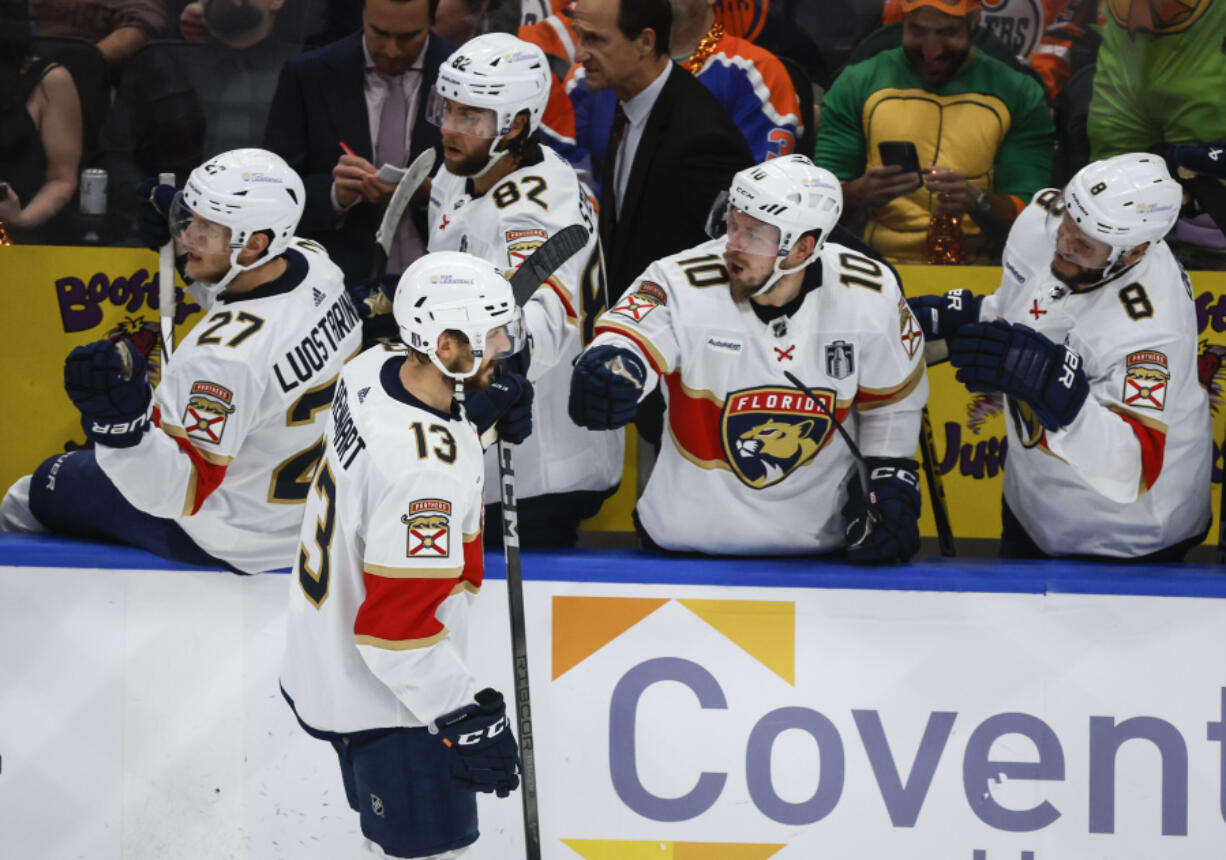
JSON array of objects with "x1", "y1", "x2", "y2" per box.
[{"x1": 750, "y1": 246, "x2": 823, "y2": 298}]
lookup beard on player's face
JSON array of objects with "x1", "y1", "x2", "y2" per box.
[
  {"x1": 724, "y1": 250, "x2": 774, "y2": 302},
  {"x1": 441, "y1": 133, "x2": 496, "y2": 176}
]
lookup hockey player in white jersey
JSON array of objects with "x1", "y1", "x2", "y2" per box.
[
  {"x1": 0, "y1": 149, "x2": 363, "y2": 573},
  {"x1": 912, "y1": 152, "x2": 1211, "y2": 559},
  {"x1": 426, "y1": 32, "x2": 621, "y2": 546},
  {"x1": 570, "y1": 155, "x2": 930, "y2": 560},
  {"x1": 281, "y1": 252, "x2": 522, "y2": 859}
]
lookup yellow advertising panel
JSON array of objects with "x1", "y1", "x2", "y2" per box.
[
  {"x1": 0, "y1": 245, "x2": 204, "y2": 492},
  {"x1": 904, "y1": 264, "x2": 1226, "y2": 543},
  {"x1": 1, "y1": 246, "x2": 1222, "y2": 549}
]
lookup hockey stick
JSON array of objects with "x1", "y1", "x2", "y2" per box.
[
  {"x1": 508, "y1": 224, "x2": 588, "y2": 305},
  {"x1": 157, "y1": 171, "x2": 176, "y2": 362},
  {"x1": 498, "y1": 222, "x2": 591, "y2": 860},
  {"x1": 919, "y1": 405, "x2": 957, "y2": 556},
  {"x1": 783, "y1": 371, "x2": 882, "y2": 544},
  {"x1": 1219, "y1": 424, "x2": 1226, "y2": 564},
  {"x1": 374, "y1": 149, "x2": 437, "y2": 278}
]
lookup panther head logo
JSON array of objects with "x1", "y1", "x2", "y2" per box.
[
  {"x1": 734, "y1": 418, "x2": 822, "y2": 488},
  {"x1": 721, "y1": 386, "x2": 836, "y2": 489}
]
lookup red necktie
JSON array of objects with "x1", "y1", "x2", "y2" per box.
[{"x1": 608, "y1": 103, "x2": 628, "y2": 169}]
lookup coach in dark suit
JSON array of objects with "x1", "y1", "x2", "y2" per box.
[
  {"x1": 572, "y1": 0, "x2": 752, "y2": 446},
  {"x1": 572, "y1": 0, "x2": 752, "y2": 304},
  {"x1": 264, "y1": 0, "x2": 452, "y2": 282}
]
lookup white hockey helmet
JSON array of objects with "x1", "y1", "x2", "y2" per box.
[
  {"x1": 393, "y1": 251, "x2": 526, "y2": 381},
  {"x1": 170, "y1": 147, "x2": 305, "y2": 300},
  {"x1": 711, "y1": 155, "x2": 844, "y2": 296},
  {"x1": 429, "y1": 33, "x2": 551, "y2": 139},
  {"x1": 1062, "y1": 152, "x2": 1182, "y2": 265}
]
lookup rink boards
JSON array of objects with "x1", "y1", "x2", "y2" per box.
[{"x1": 2, "y1": 536, "x2": 1226, "y2": 859}]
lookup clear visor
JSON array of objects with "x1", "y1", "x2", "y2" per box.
[
  {"x1": 724, "y1": 206, "x2": 783, "y2": 258},
  {"x1": 427, "y1": 90, "x2": 499, "y2": 139},
  {"x1": 170, "y1": 192, "x2": 232, "y2": 256},
  {"x1": 471, "y1": 307, "x2": 526, "y2": 363},
  {"x1": 1051, "y1": 206, "x2": 1116, "y2": 269}
]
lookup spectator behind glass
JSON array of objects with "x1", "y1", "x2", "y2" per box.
[
  {"x1": 814, "y1": 0, "x2": 1054, "y2": 264},
  {"x1": 882, "y1": 0, "x2": 1100, "y2": 101},
  {"x1": 0, "y1": 2, "x2": 83, "y2": 241},
  {"x1": 174, "y1": 0, "x2": 324, "y2": 48},
  {"x1": 181, "y1": 0, "x2": 301, "y2": 157},
  {"x1": 667, "y1": 0, "x2": 801, "y2": 162},
  {"x1": 30, "y1": 0, "x2": 166, "y2": 69}
]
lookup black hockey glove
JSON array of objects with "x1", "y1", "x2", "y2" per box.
[
  {"x1": 64, "y1": 340, "x2": 152, "y2": 448},
  {"x1": 136, "y1": 177, "x2": 178, "y2": 252},
  {"x1": 568, "y1": 345, "x2": 646, "y2": 430},
  {"x1": 348, "y1": 273, "x2": 400, "y2": 347},
  {"x1": 949, "y1": 320, "x2": 1089, "y2": 431},
  {"x1": 907, "y1": 288, "x2": 982, "y2": 341},
  {"x1": 466, "y1": 371, "x2": 534, "y2": 445},
  {"x1": 842, "y1": 457, "x2": 922, "y2": 565},
  {"x1": 430, "y1": 688, "x2": 520, "y2": 797}
]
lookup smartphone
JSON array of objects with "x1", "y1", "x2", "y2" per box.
[{"x1": 878, "y1": 140, "x2": 923, "y2": 180}]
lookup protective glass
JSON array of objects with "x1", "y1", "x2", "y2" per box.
[
  {"x1": 170, "y1": 192, "x2": 232, "y2": 256},
  {"x1": 724, "y1": 206, "x2": 783, "y2": 258},
  {"x1": 426, "y1": 90, "x2": 499, "y2": 139}
]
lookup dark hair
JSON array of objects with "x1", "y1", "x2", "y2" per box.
[
  {"x1": 361, "y1": 0, "x2": 441, "y2": 21},
  {"x1": 616, "y1": 0, "x2": 671, "y2": 57}
]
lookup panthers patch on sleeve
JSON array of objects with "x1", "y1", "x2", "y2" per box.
[
  {"x1": 402, "y1": 498, "x2": 453, "y2": 557},
  {"x1": 898, "y1": 297, "x2": 922, "y2": 359},
  {"x1": 505, "y1": 229, "x2": 548, "y2": 268},
  {"x1": 612, "y1": 283, "x2": 666, "y2": 323},
  {"x1": 1123, "y1": 351, "x2": 1169, "y2": 411},
  {"x1": 183, "y1": 380, "x2": 235, "y2": 445}
]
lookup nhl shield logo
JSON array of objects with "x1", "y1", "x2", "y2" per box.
[
  {"x1": 720, "y1": 385, "x2": 836, "y2": 489},
  {"x1": 825, "y1": 340, "x2": 854, "y2": 379},
  {"x1": 403, "y1": 498, "x2": 453, "y2": 557}
]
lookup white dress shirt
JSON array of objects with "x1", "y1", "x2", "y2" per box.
[{"x1": 613, "y1": 61, "x2": 672, "y2": 217}]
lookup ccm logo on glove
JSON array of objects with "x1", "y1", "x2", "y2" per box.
[{"x1": 447, "y1": 713, "x2": 510, "y2": 748}]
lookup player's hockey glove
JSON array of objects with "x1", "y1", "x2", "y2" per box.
[
  {"x1": 949, "y1": 320, "x2": 1089, "y2": 431},
  {"x1": 466, "y1": 371, "x2": 534, "y2": 445},
  {"x1": 568, "y1": 345, "x2": 646, "y2": 430},
  {"x1": 430, "y1": 688, "x2": 520, "y2": 797},
  {"x1": 841, "y1": 458, "x2": 922, "y2": 565},
  {"x1": 907, "y1": 288, "x2": 982, "y2": 341},
  {"x1": 135, "y1": 177, "x2": 179, "y2": 252},
  {"x1": 348, "y1": 273, "x2": 400, "y2": 347},
  {"x1": 64, "y1": 340, "x2": 153, "y2": 448}
]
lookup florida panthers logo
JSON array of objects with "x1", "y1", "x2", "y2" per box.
[{"x1": 721, "y1": 385, "x2": 836, "y2": 488}]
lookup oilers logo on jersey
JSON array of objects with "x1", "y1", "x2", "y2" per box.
[
  {"x1": 403, "y1": 498, "x2": 453, "y2": 557},
  {"x1": 721, "y1": 385, "x2": 835, "y2": 489},
  {"x1": 183, "y1": 381, "x2": 235, "y2": 445}
]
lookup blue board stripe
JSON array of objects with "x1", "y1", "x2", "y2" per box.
[{"x1": 3, "y1": 534, "x2": 1225, "y2": 599}]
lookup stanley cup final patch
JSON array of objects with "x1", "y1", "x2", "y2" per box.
[
  {"x1": 183, "y1": 381, "x2": 235, "y2": 445},
  {"x1": 825, "y1": 340, "x2": 855, "y2": 379},
  {"x1": 403, "y1": 499, "x2": 453, "y2": 557},
  {"x1": 1123, "y1": 350, "x2": 1170, "y2": 411}
]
